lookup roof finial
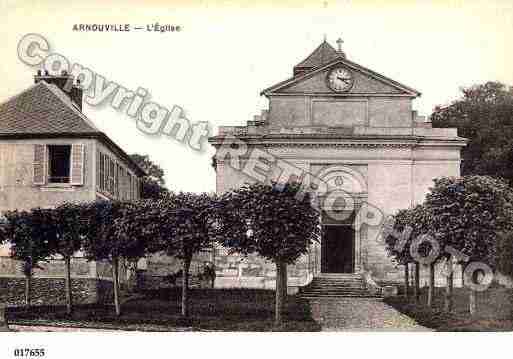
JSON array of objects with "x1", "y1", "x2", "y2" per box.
[
  {"x1": 323, "y1": 34, "x2": 327, "y2": 43},
  {"x1": 336, "y1": 37, "x2": 344, "y2": 52}
]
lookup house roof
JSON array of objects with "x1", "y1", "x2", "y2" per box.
[
  {"x1": 262, "y1": 41, "x2": 421, "y2": 97},
  {"x1": 0, "y1": 80, "x2": 145, "y2": 177},
  {"x1": 294, "y1": 40, "x2": 341, "y2": 71},
  {"x1": 0, "y1": 81, "x2": 100, "y2": 134}
]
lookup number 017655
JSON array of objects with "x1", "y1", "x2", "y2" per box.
[{"x1": 13, "y1": 349, "x2": 45, "y2": 357}]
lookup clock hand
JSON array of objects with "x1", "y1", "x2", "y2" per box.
[{"x1": 337, "y1": 76, "x2": 352, "y2": 84}]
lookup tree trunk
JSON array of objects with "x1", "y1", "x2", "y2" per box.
[
  {"x1": 444, "y1": 260, "x2": 454, "y2": 312},
  {"x1": 461, "y1": 263, "x2": 465, "y2": 288},
  {"x1": 112, "y1": 257, "x2": 121, "y2": 316},
  {"x1": 413, "y1": 262, "x2": 420, "y2": 303},
  {"x1": 281, "y1": 262, "x2": 288, "y2": 300},
  {"x1": 469, "y1": 289, "x2": 477, "y2": 316},
  {"x1": 181, "y1": 257, "x2": 191, "y2": 318},
  {"x1": 24, "y1": 273, "x2": 31, "y2": 307},
  {"x1": 275, "y1": 261, "x2": 287, "y2": 325},
  {"x1": 427, "y1": 262, "x2": 435, "y2": 307},
  {"x1": 64, "y1": 256, "x2": 73, "y2": 315},
  {"x1": 404, "y1": 263, "x2": 410, "y2": 298}
]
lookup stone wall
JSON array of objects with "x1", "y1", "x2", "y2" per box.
[
  {"x1": 268, "y1": 96, "x2": 413, "y2": 128},
  {"x1": 0, "y1": 256, "x2": 118, "y2": 305},
  {"x1": 0, "y1": 277, "x2": 113, "y2": 306}
]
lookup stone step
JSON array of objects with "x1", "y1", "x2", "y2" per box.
[
  {"x1": 309, "y1": 281, "x2": 364, "y2": 286},
  {"x1": 308, "y1": 283, "x2": 365, "y2": 287},
  {"x1": 298, "y1": 274, "x2": 381, "y2": 299},
  {"x1": 301, "y1": 288, "x2": 369, "y2": 293},
  {"x1": 312, "y1": 279, "x2": 364, "y2": 284},
  {"x1": 300, "y1": 294, "x2": 383, "y2": 299},
  {"x1": 315, "y1": 275, "x2": 363, "y2": 278}
]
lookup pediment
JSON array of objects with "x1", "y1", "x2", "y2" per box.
[{"x1": 261, "y1": 58, "x2": 420, "y2": 97}]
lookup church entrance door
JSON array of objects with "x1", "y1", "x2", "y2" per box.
[{"x1": 321, "y1": 222, "x2": 355, "y2": 273}]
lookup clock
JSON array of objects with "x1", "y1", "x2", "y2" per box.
[{"x1": 326, "y1": 66, "x2": 353, "y2": 92}]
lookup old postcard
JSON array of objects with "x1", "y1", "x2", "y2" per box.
[{"x1": 0, "y1": 0, "x2": 512, "y2": 358}]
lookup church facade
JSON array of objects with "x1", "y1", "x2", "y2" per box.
[{"x1": 208, "y1": 40, "x2": 466, "y2": 291}]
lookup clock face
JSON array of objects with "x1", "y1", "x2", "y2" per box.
[{"x1": 327, "y1": 67, "x2": 353, "y2": 92}]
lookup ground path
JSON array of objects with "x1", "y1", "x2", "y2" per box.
[{"x1": 307, "y1": 298, "x2": 432, "y2": 331}]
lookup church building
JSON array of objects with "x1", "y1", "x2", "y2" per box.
[{"x1": 208, "y1": 39, "x2": 466, "y2": 293}]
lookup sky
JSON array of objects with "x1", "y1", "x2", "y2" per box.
[{"x1": 1, "y1": 0, "x2": 513, "y2": 193}]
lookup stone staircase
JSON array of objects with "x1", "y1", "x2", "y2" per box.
[{"x1": 298, "y1": 273, "x2": 382, "y2": 299}]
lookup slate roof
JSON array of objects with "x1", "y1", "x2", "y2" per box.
[
  {"x1": 294, "y1": 40, "x2": 342, "y2": 71},
  {"x1": 0, "y1": 81, "x2": 100, "y2": 135}
]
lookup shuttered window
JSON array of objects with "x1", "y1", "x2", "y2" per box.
[
  {"x1": 34, "y1": 144, "x2": 84, "y2": 186},
  {"x1": 95, "y1": 150, "x2": 139, "y2": 201}
]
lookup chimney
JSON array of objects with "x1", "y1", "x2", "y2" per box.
[{"x1": 34, "y1": 70, "x2": 83, "y2": 111}]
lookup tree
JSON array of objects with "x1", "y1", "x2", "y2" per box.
[
  {"x1": 431, "y1": 82, "x2": 513, "y2": 184},
  {"x1": 424, "y1": 176, "x2": 513, "y2": 314},
  {"x1": 130, "y1": 154, "x2": 169, "y2": 199},
  {"x1": 82, "y1": 200, "x2": 140, "y2": 316},
  {"x1": 4, "y1": 208, "x2": 54, "y2": 306},
  {"x1": 112, "y1": 199, "x2": 161, "y2": 290},
  {"x1": 217, "y1": 182, "x2": 320, "y2": 325},
  {"x1": 47, "y1": 203, "x2": 88, "y2": 315},
  {"x1": 384, "y1": 205, "x2": 431, "y2": 303},
  {"x1": 157, "y1": 193, "x2": 218, "y2": 318}
]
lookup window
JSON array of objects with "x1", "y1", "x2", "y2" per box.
[
  {"x1": 96, "y1": 150, "x2": 139, "y2": 200},
  {"x1": 48, "y1": 145, "x2": 71, "y2": 183}
]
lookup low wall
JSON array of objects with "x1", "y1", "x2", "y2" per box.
[{"x1": 0, "y1": 277, "x2": 113, "y2": 306}]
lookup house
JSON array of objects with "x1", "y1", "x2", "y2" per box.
[
  {"x1": 0, "y1": 71, "x2": 145, "y2": 304},
  {"x1": 209, "y1": 40, "x2": 467, "y2": 293}
]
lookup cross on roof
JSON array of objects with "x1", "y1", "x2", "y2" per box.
[{"x1": 336, "y1": 38, "x2": 344, "y2": 52}]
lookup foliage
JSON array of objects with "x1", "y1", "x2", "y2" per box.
[
  {"x1": 130, "y1": 153, "x2": 169, "y2": 199},
  {"x1": 112, "y1": 199, "x2": 157, "y2": 261},
  {"x1": 384, "y1": 204, "x2": 432, "y2": 265},
  {"x1": 431, "y1": 82, "x2": 513, "y2": 184},
  {"x1": 81, "y1": 201, "x2": 127, "y2": 262},
  {"x1": 48, "y1": 202, "x2": 88, "y2": 258},
  {"x1": 217, "y1": 182, "x2": 320, "y2": 265},
  {"x1": 4, "y1": 208, "x2": 54, "y2": 276},
  {"x1": 154, "y1": 192, "x2": 218, "y2": 260},
  {"x1": 386, "y1": 175, "x2": 513, "y2": 268},
  {"x1": 424, "y1": 176, "x2": 513, "y2": 266}
]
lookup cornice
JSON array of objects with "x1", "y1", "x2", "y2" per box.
[{"x1": 208, "y1": 135, "x2": 467, "y2": 149}]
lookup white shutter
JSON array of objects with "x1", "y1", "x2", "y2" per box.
[
  {"x1": 33, "y1": 144, "x2": 46, "y2": 185},
  {"x1": 70, "y1": 144, "x2": 85, "y2": 185}
]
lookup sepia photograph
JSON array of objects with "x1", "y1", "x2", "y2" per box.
[{"x1": 0, "y1": 0, "x2": 512, "y2": 357}]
